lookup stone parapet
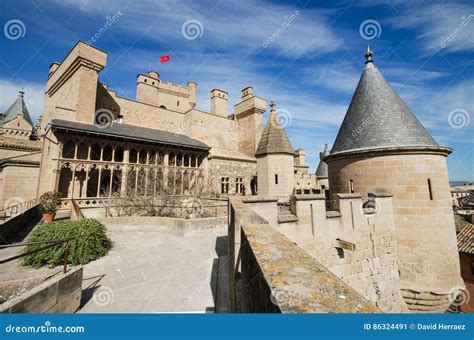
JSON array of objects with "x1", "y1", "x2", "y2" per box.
[
  {"x1": 240, "y1": 224, "x2": 379, "y2": 313},
  {"x1": 228, "y1": 197, "x2": 269, "y2": 312},
  {"x1": 229, "y1": 196, "x2": 379, "y2": 313},
  {"x1": 0, "y1": 267, "x2": 83, "y2": 313},
  {"x1": 97, "y1": 216, "x2": 227, "y2": 236},
  {"x1": 292, "y1": 194, "x2": 325, "y2": 201},
  {"x1": 278, "y1": 193, "x2": 404, "y2": 312}
]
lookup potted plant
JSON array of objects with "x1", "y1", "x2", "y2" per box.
[{"x1": 39, "y1": 191, "x2": 62, "y2": 222}]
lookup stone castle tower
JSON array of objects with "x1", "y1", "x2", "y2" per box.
[
  {"x1": 324, "y1": 47, "x2": 462, "y2": 308},
  {"x1": 256, "y1": 101, "x2": 294, "y2": 198}
]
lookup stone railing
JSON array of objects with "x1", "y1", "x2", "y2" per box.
[
  {"x1": 228, "y1": 196, "x2": 379, "y2": 313},
  {"x1": 60, "y1": 196, "x2": 228, "y2": 219}
]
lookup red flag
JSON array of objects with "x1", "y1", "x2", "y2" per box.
[{"x1": 160, "y1": 55, "x2": 170, "y2": 63}]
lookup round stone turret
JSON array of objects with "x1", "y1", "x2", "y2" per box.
[{"x1": 324, "y1": 48, "x2": 462, "y2": 312}]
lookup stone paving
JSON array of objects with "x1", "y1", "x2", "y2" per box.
[{"x1": 79, "y1": 226, "x2": 227, "y2": 313}]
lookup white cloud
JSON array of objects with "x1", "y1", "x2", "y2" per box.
[
  {"x1": 52, "y1": 0, "x2": 345, "y2": 58},
  {"x1": 385, "y1": 1, "x2": 474, "y2": 54}
]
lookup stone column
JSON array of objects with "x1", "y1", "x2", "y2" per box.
[
  {"x1": 120, "y1": 147, "x2": 130, "y2": 196},
  {"x1": 202, "y1": 157, "x2": 209, "y2": 194},
  {"x1": 163, "y1": 152, "x2": 169, "y2": 189}
]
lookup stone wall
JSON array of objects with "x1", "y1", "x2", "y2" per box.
[
  {"x1": 242, "y1": 196, "x2": 278, "y2": 226},
  {"x1": 208, "y1": 158, "x2": 256, "y2": 196},
  {"x1": 279, "y1": 194, "x2": 405, "y2": 312},
  {"x1": 240, "y1": 224, "x2": 379, "y2": 313},
  {"x1": 0, "y1": 162, "x2": 40, "y2": 210}
]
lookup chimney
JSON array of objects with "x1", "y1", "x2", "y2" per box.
[
  {"x1": 241, "y1": 86, "x2": 253, "y2": 100},
  {"x1": 294, "y1": 149, "x2": 306, "y2": 166},
  {"x1": 210, "y1": 89, "x2": 228, "y2": 116}
]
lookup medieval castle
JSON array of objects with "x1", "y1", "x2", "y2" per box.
[{"x1": 0, "y1": 42, "x2": 462, "y2": 313}]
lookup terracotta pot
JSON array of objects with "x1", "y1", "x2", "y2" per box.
[{"x1": 42, "y1": 213, "x2": 56, "y2": 223}]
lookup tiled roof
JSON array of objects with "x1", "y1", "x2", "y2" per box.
[
  {"x1": 255, "y1": 102, "x2": 293, "y2": 156},
  {"x1": 455, "y1": 214, "x2": 470, "y2": 233},
  {"x1": 209, "y1": 147, "x2": 256, "y2": 162},
  {"x1": 1, "y1": 92, "x2": 34, "y2": 127},
  {"x1": 0, "y1": 136, "x2": 42, "y2": 151},
  {"x1": 50, "y1": 119, "x2": 210, "y2": 151},
  {"x1": 331, "y1": 48, "x2": 439, "y2": 156},
  {"x1": 457, "y1": 222, "x2": 474, "y2": 254}
]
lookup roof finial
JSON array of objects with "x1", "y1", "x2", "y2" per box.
[
  {"x1": 364, "y1": 45, "x2": 374, "y2": 64},
  {"x1": 19, "y1": 88, "x2": 25, "y2": 98},
  {"x1": 270, "y1": 100, "x2": 276, "y2": 113}
]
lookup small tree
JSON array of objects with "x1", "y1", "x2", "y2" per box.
[{"x1": 39, "y1": 191, "x2": 62, "y2": 214}]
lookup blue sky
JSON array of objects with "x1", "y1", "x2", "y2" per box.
[{"x1": 0, "y1": 0, "x2": 473, "y2": 180}]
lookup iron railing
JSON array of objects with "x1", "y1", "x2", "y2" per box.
[{"x1": 0, "y1": 237, "x2": 74, "y2": 273}]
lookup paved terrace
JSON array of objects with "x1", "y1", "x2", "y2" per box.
[{"x1": 79, "y1": 226, "x2": 227, "y2": 313}]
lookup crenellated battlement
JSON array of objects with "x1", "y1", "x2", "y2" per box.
[{"x1": 136, "y1": 72, "x2": 197, "y2": 111}]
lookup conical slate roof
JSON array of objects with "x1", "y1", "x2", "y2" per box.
[
  {"x1": 256, "y1": 101, "x2": 294, "y2": 156},
  {"x1": 315, "y1": 144, "x2": 329, "y2": 177},
  {"x1": 331, "y1": 48, "x2": 438, "y2": 155},
  {"x1": 1, "y1": 91, "x2": 34, "y2": 127}
]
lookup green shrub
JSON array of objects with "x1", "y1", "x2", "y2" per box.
[
  {"x1": 39, "y1": 191, "x2": 62, "y2": 214},
  {"x1": 22, "y1": 219, "x2": 112, "y2": 268}
]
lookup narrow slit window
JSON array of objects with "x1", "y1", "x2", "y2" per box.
[
  {"x1": 427, "y1": 178, "x2": 433, "y2": 200},
  {"x1": 349, "y1": 179, "x2": 354, "y2": 193},
  {"x1": 177, "y1": 100, "x2": 180, "y2": 107},
  {"x1": 275, "y1": 174, "x2": 278, "y2": 185}
]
